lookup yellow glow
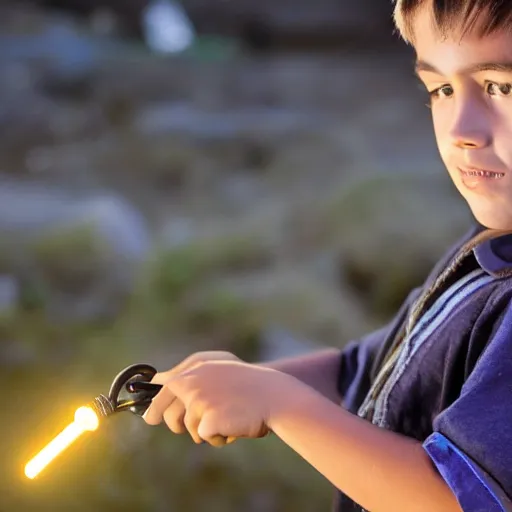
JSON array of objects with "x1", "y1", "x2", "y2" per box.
[
  {"x1": 24, "y1": 406, "x2": 99, "y2": 480},
  {"x1": 74, "y1": 406, "x2": 99, "y2": 432}
]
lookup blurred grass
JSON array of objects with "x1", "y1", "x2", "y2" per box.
[{"x1": 3, "y1": 232, "x2": 332, "y2": 512}]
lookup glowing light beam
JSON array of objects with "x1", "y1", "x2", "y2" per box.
[{"x1": 24, "y1": 406, "x2": 99, "y2": 480}]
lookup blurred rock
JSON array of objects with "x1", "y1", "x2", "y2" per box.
[
  {"x1": 134, "y1": 102, "x2": 332, "y2": 139},
  {"x1": 0, "y1": 12, "x2": 100, "y2": 76},
  {"x1": 0, "y1": 3, "x2": 144, "y2": 104},
  {"x1": 214, "y1": 268, "x2": 371, "y2": 346},
  {"x1": 259, "y1": 326, "x2": 317, "y2": 361},
  {"x1": 0, "y1": 181, "x2": 151, "y2": 320},
  {"x1": 142, "y1": 0, "x2": 195, "y2": 54},
  {"x1": 20, "y1": 0, "x2": 150, "y2": 39},
  {"x1": 0, "y1": 275, "x2": 19, "y2": 313},
  {"x1": 160, "y1": 217, "x2": 196, "y2": 248}
]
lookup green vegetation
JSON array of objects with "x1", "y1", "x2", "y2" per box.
[{"x1": 3, "y1": 228, "x2": 333, "y2": 512}]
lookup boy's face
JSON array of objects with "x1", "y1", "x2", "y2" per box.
[{"x1": 413, "y1": 7, "x2": 512, "y2": 229}]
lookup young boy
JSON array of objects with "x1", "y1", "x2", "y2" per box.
[{"x1": 143, "y1": 1, "x2": 512, "y2": 510}]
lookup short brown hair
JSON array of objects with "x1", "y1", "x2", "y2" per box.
[{"x1": 393, "y1": 0, "x2": 512, "y2": 44}]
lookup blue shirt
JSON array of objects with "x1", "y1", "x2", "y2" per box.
[{"x1": 335, "y1": 224, "x2": 512, "y2": 511}]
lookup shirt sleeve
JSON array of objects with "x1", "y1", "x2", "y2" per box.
[{"x1": 423, "y1": 298, "x2": 512, "y2": 512}]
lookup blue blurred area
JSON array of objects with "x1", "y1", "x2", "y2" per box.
[{"x1": 0, "y1": 22, "x2": 102, "y2": 70}]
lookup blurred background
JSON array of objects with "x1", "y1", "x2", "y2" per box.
[{"x1": 1, "y1": 1, "x2": 473, "y2": 511}]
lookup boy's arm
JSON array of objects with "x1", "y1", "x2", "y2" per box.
[
  {"x1": 268, "y1": 299, "x2": 512, "y2": 512},
  {"x1": 268, "y1": 385, "x2": 462, "y2": 512}
]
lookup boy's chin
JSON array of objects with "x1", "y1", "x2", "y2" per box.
[{"x1": 470, "y1": 207, "x2": 512, "y2": 231}]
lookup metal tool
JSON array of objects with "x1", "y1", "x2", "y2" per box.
[{"x1": 24, "y1": 363, "x2": 162, "y2": 480}]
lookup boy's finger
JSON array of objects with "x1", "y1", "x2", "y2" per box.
[
  {"x1": 150, "y1": 371, "x2": 176, "y2": 385},
  {"x1": 150, "y1": 360, "x2": 202, "y2": 387},
  {"x1": 197, "y1": 413, "x2": 237, "y2": 447},
  {"x1": 150, "y1": 362, "x2": 191, "y2": 385},
  {"x1": 197, "y1": 411, "x2": 232, "y2": 445},
  {"x1": 207, "y1": 435, "x2": 235, "y2": 447},
  {"x1": 184, "y1": 408, "x2": 203, "y2": 444},
  {"x1": 150, "y1": 353, "x2": 210, "y2": 385},
  {"x1": 163, "y1": 399, "x2": 187, "y2": 434},
  {"x1": 143, "y1": 386, "x2": 177, "y2": 425}
]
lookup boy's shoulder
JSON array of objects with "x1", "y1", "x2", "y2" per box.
[
  {"x1": 473, "y1": 229, "x2": 512, "y2": 279},
  {"x1": 425, "y1": 223, "x2": 512, "y2": 304},
  {"x1": 441, "y1": 225, "x2": 512, "y2": 340},
  {"x1": 413, "y1": 224, "x2": 512, "y2": 333},
  {"x1": 465, "y1": 227, "x2": 512, "y2": 328}
]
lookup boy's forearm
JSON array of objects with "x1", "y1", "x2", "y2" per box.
[
  {"x1": 268, "y1": 384, "x2": 462, "y2": 512},
  {"x1": 261, "y1": 348, "x2": 342, "y2": 403}
]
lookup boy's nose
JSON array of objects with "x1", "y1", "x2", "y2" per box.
[
  {"x1": 449, "y1": 99, "x2": 492, "y2": 149},
  {"x1": 451, "y1": 129, "x2": 490, "y2": 149}
]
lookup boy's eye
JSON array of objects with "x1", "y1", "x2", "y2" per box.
[
  {"x1": 486, "y1": 82, "x2": 512, "y2": 96},
  {"x1": 429, "y1": 84, "x2": 454, "y2": 99}
]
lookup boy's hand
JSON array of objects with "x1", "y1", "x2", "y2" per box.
[
  {"x1": 146, "y1": 351, "x2": 241, "y2": 439},
  {"x1": 143, "y1": 360, "x2": 297, "y2": 446}
]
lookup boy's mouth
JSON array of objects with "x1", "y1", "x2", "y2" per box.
[
  {"x1": 459, "y1": 167, "x2": 505, "y2": 179},
  {"x1": 458, "y1": 167, "x2": 505, "y2": 190}
]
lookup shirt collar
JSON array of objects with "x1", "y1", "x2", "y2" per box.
[{"x1": 473, "y1": 231, "x2": 512, "y2": 277}]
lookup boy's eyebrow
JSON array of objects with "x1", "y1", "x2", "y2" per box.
[{"x1": 415, "y1": 60, "x2": 512, "y2": 76}]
